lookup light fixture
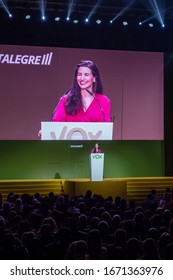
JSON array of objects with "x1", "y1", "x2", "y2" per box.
[
  {"x1": 149, "y1": 23, "x2": 154, "y2": 28},
  {"x1": 96, "y1": 19, "x2": 101, "y2": 24},
  {"x1": 55, "y1": 16, "x2": 60, "y2": 22},
  {"x1": 67, "y1": 0, "x2": 75, "y2": 22},
  {"x1": 122, "y1": 21, "x2": 128, "y2": 26},
  {"x1": 25, "y1": 15, "x2": 31, "y2": 20},
  {"x1": 0, "y1": 0, "x2": 12, "y2": 18},
  {"x1": 73, "y1": 19, "x2": 79, "y2": 24},
  {"x1": 39, "y1": 0, "x2": 46, "y2": 22}
]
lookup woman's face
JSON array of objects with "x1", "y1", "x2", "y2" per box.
[
  {"x1": 95, "y1": 143, "x2": 99, "y2": 149},
  {"x1": 77, "y1": 66, "x2": 96, "y2": 91}
]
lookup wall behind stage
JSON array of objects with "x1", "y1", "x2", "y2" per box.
[{"x1": 0, "y1": 141, "x2": 164, "y2": 180}]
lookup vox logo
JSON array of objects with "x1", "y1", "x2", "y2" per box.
[
  {"x1": 50, "y1": 126, "x2": 102, "y2": 140},
  {"x1": 92, "y1": 154, "x2": 103, "y2": 159}
]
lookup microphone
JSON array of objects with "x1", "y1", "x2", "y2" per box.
[
  {"x1": 85, "y1": 88, "x2": 94, "y2": 97},
  {"x1": 50, "y1": 88, "x2": 71, "y2": 121},
  {"x1": 85, "y1": 89, "x2": 105, "y2": 122}
]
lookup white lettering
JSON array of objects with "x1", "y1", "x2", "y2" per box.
[
  {"x1": 15, "y1": 55, "x2": 22, "y2": 64},
  {"x1": 28, "y1": 55, "x2": 35, "y2": 64},
  {"x1": 48, "y1": 52, "x2": 53, "y2": 65},
  {"x1": 44, "y1": 54, "x2": 48, "y2": 65},
  {"x1": 9, "y1": 55, "x2": 15, "y2": 63},
  {"x1": 21, "y1": 55, "x2": 29, "y2": 64},
  {"x1": 41, "y1": 55, "x2": 46, "y2": 65},
  {"x1": 2, "y1": 54, "x2": 10, "y2": 63},
  {"x1": 35, "y1": 56, "x2": 41, "y2": 65},
  {"x1": 0, "y1": 52, "x2": 53, "y2": 65}
]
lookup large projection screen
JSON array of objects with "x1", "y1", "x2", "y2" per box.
[{"x1": 0, "y1": 45, "x2": 164, "y2": 140}]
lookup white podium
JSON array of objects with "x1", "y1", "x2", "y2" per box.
[
  {"x1": 90, "y1": 153, "x2": 104, "y2": 181},
  {"x1": 41, "y1": 122, "x2": 113, "y2": 140}
]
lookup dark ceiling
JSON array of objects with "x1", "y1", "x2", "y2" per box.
[
  {"x1": 1, "y1": 1, "x2": 173, "y2": 21},
  {"x1": 1, "y1": 1, "x2": 173, "y2": 51}
]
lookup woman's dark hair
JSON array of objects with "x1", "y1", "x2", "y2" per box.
[
  {"x1": 65, "y1": 60, "x2": 103, "y2": 115},
  {"x1": 93, "y1": 143, "x2": 100, "y2": 153}
]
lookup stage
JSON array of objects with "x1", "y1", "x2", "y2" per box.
[{"x1": 0, "y1": 177, "x2": 173, "y2": 202}]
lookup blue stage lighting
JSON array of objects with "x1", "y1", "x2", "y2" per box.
[
  {"x1": 85, "y1": 0, "x2": 103, "y2": 23},
  {"x1": 110, "y1": 0, "x2": 135, "y2": 24},
  {"x1": 0, "y1": 0, "x2": 12, "y2": 17},
  {"x1": 67, "y1": 0, "x2": 76, "y2": 21},
  {"x1": 39, "y1": 0, "x2": 46, "y2": 22},
  {"x1": 148, "y1": 0, "x2": 165, "y2": 28}
]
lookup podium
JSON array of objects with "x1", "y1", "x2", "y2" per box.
[
  {"x1": 41, "y1": 122, "x2": 113, "y2": 140},
  {"x1": 90, "y1": 153, "x2": 104, "y2": 181}
]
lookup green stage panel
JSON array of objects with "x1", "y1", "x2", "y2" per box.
[{"x1": 0, "y1": 140, "x2": 165, "y2": 180}]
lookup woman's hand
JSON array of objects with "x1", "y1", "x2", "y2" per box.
[{"x1": 38, "y1": 130, "x2": 42, "y2": 137}]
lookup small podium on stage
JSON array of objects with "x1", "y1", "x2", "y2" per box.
[{"x1": 90, "y1": 153, "x2": 104, "y2": 181}]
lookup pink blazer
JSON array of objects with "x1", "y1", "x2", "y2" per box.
[
  {"x1": 52, "y1": 93, "x2": 111, "y2": 122},
  {"x1": 91, "y1": 148, "x2": 102, "y2": 153}
]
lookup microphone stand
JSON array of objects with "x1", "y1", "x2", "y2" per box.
[
  {"x1": 85, "y1": 89, "x2": 106, "y2": 122},
  {"x1": 50, "y1": 88, "x2": 71, "y2": 121}
]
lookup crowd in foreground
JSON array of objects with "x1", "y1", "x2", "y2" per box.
[{"x1": 0, "y1": 187, "x2": 173, "y2": 259}]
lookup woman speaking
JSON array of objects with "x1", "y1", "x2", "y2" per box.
[{"x1": 51, "y1": 60, "x2": 111, "y2": 122}]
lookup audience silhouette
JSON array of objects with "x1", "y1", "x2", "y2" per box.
[{"x1": 0, "y1": 188, "x2": 173, "y2": 259}]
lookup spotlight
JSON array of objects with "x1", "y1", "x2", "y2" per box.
[
  {"x1": 67, "y1": 0, "x2": 75, "y2": 22},
  {"x1": 73, "y1": 19, "x2": 79, "y2": 24},
  {"x1": 122, "y1": 21, "x2": 128, "y2": 26},
  {"x1": 55, "y1": 17, "x2": 60, "y2": 22},
  {"x1": 39, "y1": 0, "x2": 47, "y2": 22},
  {"x1": 110, "y1": 20, "x2": 113, "y2": 24},
  {"x1": 85, "y1": 18, "x2": 89, "y2": 23},
  {"x1": 149, "y1": 23, "x2": 154, "y2": 28},
  {"x1": 139, "y1": 22, "x2": 142, "y2": 26},
  {"x1": 162, "y1": 23, "x2": 165, "y2": 28},
  {"x1": 0, "y1": 1, "x2": 12, "y2": 18},
  {"x1": 96, "y1": 19, "x2": 101, "y2": 24}
]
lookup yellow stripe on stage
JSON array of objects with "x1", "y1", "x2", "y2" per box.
[{"x1": 1, "y1": 177, "x2": 173, "y2": 202}]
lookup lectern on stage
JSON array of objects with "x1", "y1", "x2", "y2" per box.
[
  {"x1": 90, "y1": 153, "x2": 104, "y2": 181},
  {"x1": 41, "y1": 122, "x2": 113, "y2": 140}
]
